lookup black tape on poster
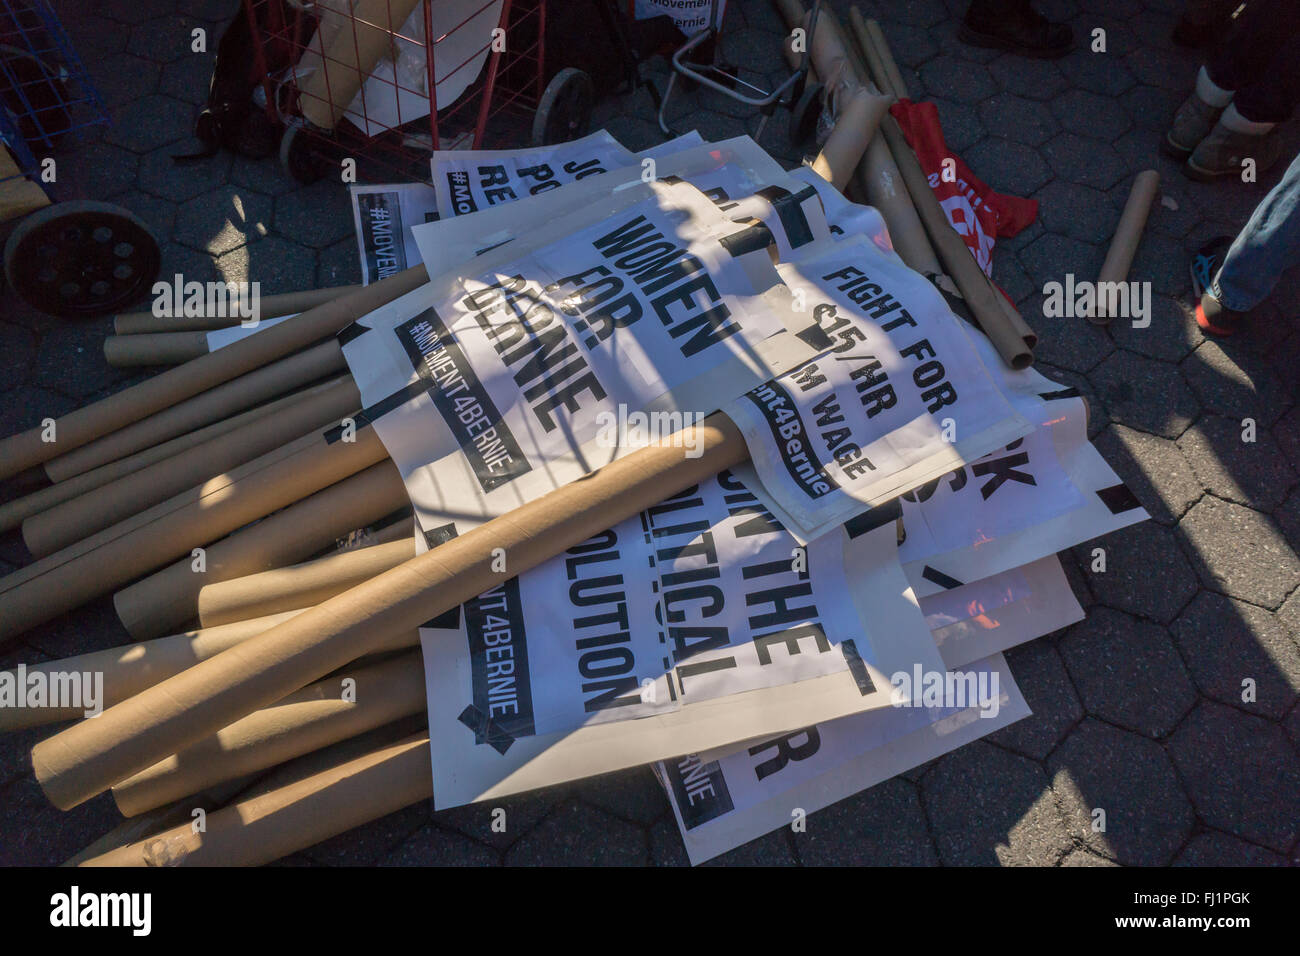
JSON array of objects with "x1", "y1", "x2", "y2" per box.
[
  {"x1": 663, "y1": 753, "x2": 735, "y2": 831},
  {"x1": 462, "y1": 578, "x2": 536, "y2": 749},
  {"x1": 742, "y1": 379, "x2": 841, "y2": 501},
  {"x1": 356, "y1": 191, "x2": 406, "y2": 281},
  {"x1": 395, "y1": 308, "x2": 534, "y2": 493}
]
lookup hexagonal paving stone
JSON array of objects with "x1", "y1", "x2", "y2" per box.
[
  {"x1": 55, "y1": 140, "x2": 139, "y2": 199},
  {"x1": 1128, "y1": 231, "x2": 1191, "y2": 297},
  {"x1": 0, "y1": 324, "x2": 36, "y2": 391},
  {"x1": 228, "y1": 153, "x2": 302, "y2": 198},
  {"x1": 702, "y1": 829, "x2": 799, "y2": 866},
  {"x1": 1058, "y1": 607, "x2": 1197, "y2": 737},
  {"x1": 1033, "y1": 180, "x2": 1117, "y2": 245},
  {"x1": 649, "y1": 816, "x2": 689, "y2": 866},
  {"x1": 215, "y1": 235, "x2": 316, "y2": 293},
  {"x1": 1050, "y1": 88, "x2": 1133, "y2": 141},
  {"x1": 111, "y1": 189, "x2": 178, "y2": 248},
  {"x1": 1040, "y1": 132, "x2": 1128, "y2": 190},
  {"x1": 274, "y1": 179, "x2": 366, "y2": 250},
  {"x1": 987, "y1": 640, "x2": 1084, "y2": 760},
  {"x1": 1124, "y1": 44, "x2": 1196, "y2": 92},
  {"x1": 1285, "y1": 701, "x2": 1300, "y2": 749},
  {"x1": 1172, "y1": 830, "x2": 1288, "y2": 866},
  {"x1": 929, "y1": 98, "x2": 986, "y2": 153},
  {"x1": 1076, "y1": 0, "x2": 1141, "y2": 19},
  {"x1": 1182, "y1": 340, "x2": 1292, "y2": 428},
  {"x1": 174, "y1": 185, "x2": 272, "y2": 256},
  {"x1": 1092, "y1": 423, "x2": 1202, "y2": 525},
  {"x1": 988, "y1": 53, "x2": 1069, "y2": 101},
  {"x1": 1063, "y1": 48, "x2": 1138, "y2": 97},
  {"x1": 318, "y1": 237, "x2": 363, "y2": 289},
  {"x1": 1048, "y1": 718, "x2": 1194, "y2": 865},
  {"x1": 161, "y1": 52, "x2": 220, "y2": 106},
  {"x1": 64, "y1": 12, "x2": 129, "y2": 64},
  {"x1": 1120, "y1": 84, "x2": 1187, "y2": 132},
  {"x1": 1272, "y1": 405, "x2": 1300, "y2": 475},
  {"x1": 883, "y1": 0, "x2": 950, "y2": 28},
  {"x1": 794, "y1": 777, "x2": 937, "y2": 866},
  {"x1": 379, "y1": 825, "x2": 499, "y2": 866},
  {"x1": 1175, "y1": 414, "x2": 1297, "y2": 512},
  {"x1": 434, "y1": 784, "x2": 566, "y2": 850},
  {"x1": 1060, "y1": 848, "x2": 1119, "y2": 866},
  {"x1": 32, "y1": 322, "x2": 121, "y2": 401},
  {"x1": 963, "y1": 137, "x2": 1053, "y2": 196},
  {"x1": 1179, "y1": 496, "x2": 1300, "y2": 609},
  {"x1": 1034, "y1": 361, "x2": 1110, "y2": 439},
  {"x1": 86, "y1": 53, "x2": 161, "y2": 109},
  {"x1": 0, "y1": 387, "x2": 77, "y2": 439},
  {"x1": 1076, "y1": 521, "x2": 1199, "y2": 624},
  {"x1": 979, "y1": 93, "x2": 1058, "y2": 148},
  {"x1": 302, "y1": 801, "x2": 430, "y2": 865},
  {"x1": 1137, "y1": 177, "x2": 1201, "y2": 241},
  {"x1": 1172, "y1": 591, "x2": 1300, "y2": 721},
  {"x1": 921, "y1": 741, "x2": 1072, "y2": 865},
  {"x1": 1168, "y1": 701, "x2": 1300, "y2": 852},
  {"x1": 128, "y1": 14, "x2": 211, "y2": 63},
  {"x1": 1091, "y1": 349, "x2": 1199, "y2": 438},
  {"x1": 0, "y1": 780, "x2": 123, "y2": 867},
  {"x1": 577, "y1": 766, "x2": 668, "y2": 825},
  {"x1": 504, "y1": 800, "x2": 647, "y2": 866},
  {"x1": 100, "y1": 0, "x2": 176, "y2": 25},
  {"x1": 879, "y1": 20, "x2": 939, "y2": 69},
  {"x1": 1107, "y1": 295, "x2": 1204, "y2": 364},
  {"x1": 920, "y1": 55, "x2": 998, "y2": 103},
  {"x1": 138, "y1": 143, "x2": 232, "y2": 203}
]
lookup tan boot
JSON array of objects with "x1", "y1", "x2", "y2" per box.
[{"x1": 1185, "y1": 119, "x2": 1282, "y2": 182}]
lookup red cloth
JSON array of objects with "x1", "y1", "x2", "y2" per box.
[{"x1": 889, "y1": 99, "x2": 1038, "y2": 277}]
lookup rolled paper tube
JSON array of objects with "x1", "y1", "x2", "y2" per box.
[
  {"x1": 360, "y1": 514, "x2": 415, "y2": 546},
  {"x1": 33, "y1": 413, "x2": 748, "y2": 810},
  {"x1": 774, "y1": 0, "x2": 806, "y2": 30},
  {"x1": 112, "y1": 650, "x2": 425, "y2": 816},
  {"x1": 113, "y1": 284, "x2": 361, "y2": 335},
  {"x1": 24, "y1": 376, "x2": 362, "y2": 557},
  {"x1": 0, "y1": 383, "x2": 324, "y2": 534},
  {"x1": 995, "y1": 282, "x2": 1039, "y2": 348},
  {"x1": 113, "y1": 459, "x2": 408, "y2": 640},
  {"x1": 103, "y1": 331, "x2": 210, "y2": 367},
  {"x1": 811, "y1": 88, "x2": 892, "y2": 192},
  {"x1": 43, "y1": 339, "x2": 348, "y2": 482},
  {"x1": 0, "y1": 264, "x2": 426, "y2": 481},
  {"x1": 197, "y1": 538, "x2": 416, "y2": 628},
  {"x1": 0, "y1": 611, "x2": 303, "y2": 732},
  {"x1": 864, "y1": 16, "x2": 908, "y2": 99},
  {"x1": 0, "y1": 425, "x2": 389, "y2": 643},
  {"x1": 1094, "y1": 169, "x2": 1160, "y2": 324},
  {"x1": 79, "y1": 734, "x2": 434, "y2": 867},
  {"x1": 297, "y1": 0, "x2": 423, "y2": 131},
  {"x1": 819, "y1": 7, "x2": 871, "y2": 95}
]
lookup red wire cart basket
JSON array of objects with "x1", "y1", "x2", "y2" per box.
[{"x1": 244, "y1": 0, "x2": 596, "y2": 184}]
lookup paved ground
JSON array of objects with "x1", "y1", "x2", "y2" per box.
[{"x1": 1, "y1": 0, "x2": 1298, "y2": 866}]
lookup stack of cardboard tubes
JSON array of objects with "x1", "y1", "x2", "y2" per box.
[{"x1": 0, "y1": 2, "x2": 1158, "y2": 865}]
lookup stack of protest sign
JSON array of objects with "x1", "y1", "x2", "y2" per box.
[{"x1": 0, "y1": 123, "x2": 1145, "y2": 866}]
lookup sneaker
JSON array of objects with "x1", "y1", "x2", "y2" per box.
[
  {"x1": 1190, "y1": 236, "x2": 1242, "y2": 336},
  {"x1": 1185, "y1": 120, "x2": 1282, "y2": 181},
  {"x1": 1163, "y1": 93, "x2": 1223, "y2": 159},
  {"x1": 958, "y1": 6, "x2": 1074, "y2": 59}
]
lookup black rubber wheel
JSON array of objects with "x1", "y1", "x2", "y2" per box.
[
  {"x1": 531, "y1": 68, "x2": 595, "y2": 147},
  {"x1": 280, "y1": 125, "x2": 324, "y2": 184},
  {"x1": 790, "y1": 82, "x2": 824, "y2": 148},
  {"x1": 3, "y1": 200, "x2": 161, "y2": 318}
]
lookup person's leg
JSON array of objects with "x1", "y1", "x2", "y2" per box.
[
  {"x1": 1194, "y1": 150, "x2": 1300, "y2": 334},
  {"x1": 959, "y1": 0, "x2": 1073, "y2": 58}
]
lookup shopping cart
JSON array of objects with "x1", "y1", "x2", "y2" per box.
[
  {"x1": 0, "y1": 0, "x2": 161, "y2": 318},
  {"x1": 245, "y1": 0, "x2": 597, "y2": 184}
]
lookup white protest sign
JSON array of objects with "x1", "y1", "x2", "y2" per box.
[{"x1": 349, "y1": 182, "x2": 440, "y2": 285}]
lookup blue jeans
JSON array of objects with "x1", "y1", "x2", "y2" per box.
[{"x1": 1214, "y1": 150, "x2": 1300, "y2": 311}]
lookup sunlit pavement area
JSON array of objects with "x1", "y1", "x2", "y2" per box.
[{"x1": 0, "y1": 0, "x2": 1297, "y2": 866}]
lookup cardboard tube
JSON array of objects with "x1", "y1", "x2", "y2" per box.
[
  {"x1": 0, "y1": 265, "x2": 426, "y2": 481},
  {"x1": 24, "y1": 376, "x2": 362, "y2": 557},
  {"x1": 34, "y1": 413, "x2": 748, "y2": 810},
  {"x1": 1095, "y1": 170, "x2": 1160, "y2": 324},
  {"x1": 0, "y1": 612, "x2": 303, "y2": 732},
  {"x1": 103, "y1": 331, "x2": 210, "y2": 367},
  {"x1": 113, "y1": 285, "x2": 360, "y2": 334},
  {"x1": 79, "y1": 734, "x2": 433, "y2": 867},
  {"x1": 863, "y1": 16, "x2": 908, "y2": 99},
  {"x1": 811, "y1": 88, "x2": 891, "y2": 192},
  {"x1": 0, "y1": 425, "x2": 388, "y2": 643},
  {"x1": 113, "y1": 459, "x2": 408, "y2": 640},
  {"x1": 43, "y1": 339, "x2": 348, "y2": 482},
  {"x1": 112, "y1": 651, "x2": 425, "y2": 816},
  {"x1": 0, "y1": 384, "x2": 317, "y2": 535},
  {"x1": 297, "y1": 0, "x2": 423, "y2": 131},
  {"x1": 197, "y1": 538, "x2": 415, "y2": 628},
  {"x1": 845, "y1": 21, "x2": 1034, "y2": 368}
]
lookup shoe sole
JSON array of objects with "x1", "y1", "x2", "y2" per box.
[
  {"x1": 1161, "y1": 132, "x2": 1196, "y2": 160},
  {"x1": 1183, "y1": 158, "x2": 1239, "y2": 182},
  {"x1": 957, "y1": 23, "x2": 1073, "y2": 59}
]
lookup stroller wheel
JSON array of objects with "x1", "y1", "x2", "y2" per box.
[
  {"x1": 280, "y1": 126, "x2": 324, "y2": 184},
  {"x1": 532, "y1": 68, "x2": 595, "y2": 147},
  {"x1": 4, "y1": 200, "x2": 161, "y2": 319}
]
